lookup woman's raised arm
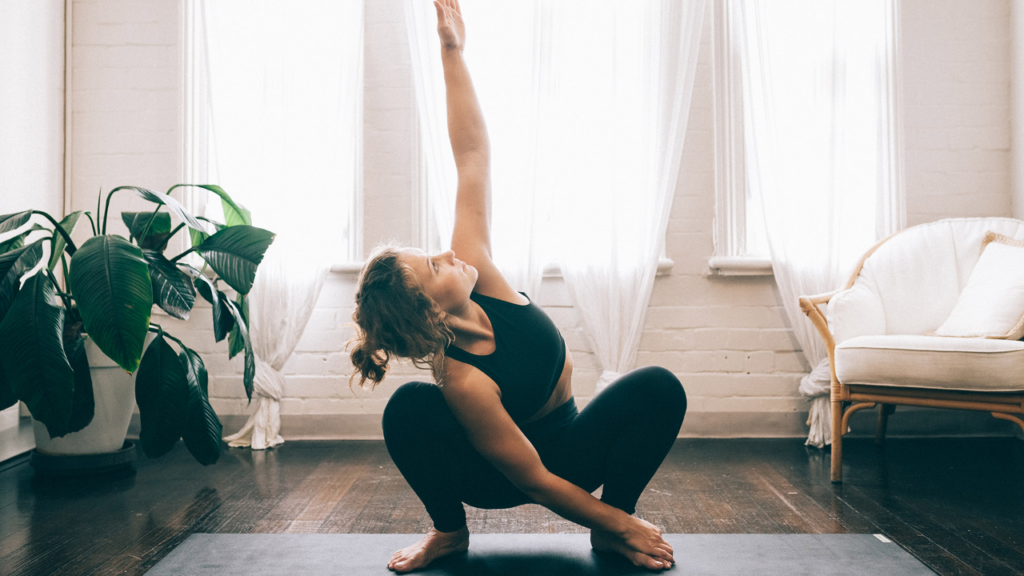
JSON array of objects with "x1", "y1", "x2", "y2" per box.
[{"x1": 435, "y1": 0, "x2": 514, "y2": 298}]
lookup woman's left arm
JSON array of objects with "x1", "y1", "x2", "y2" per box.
[{"x1": 435, "y1": 0, "x2": 523, "y2": 300}]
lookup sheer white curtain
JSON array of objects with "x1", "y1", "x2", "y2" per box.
[
  {"x1": 406, "y1": 0, "x2": 706, "y2": 389},
  {"x1": 733, "y1": 0, "x2": 904, "y2": 447},
  {"x1": 190, "y1": 0, "x2": 362, "y2": 449}
]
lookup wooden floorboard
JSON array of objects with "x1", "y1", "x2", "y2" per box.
[{"x1": 1, "y1": 436, "x2": 1023, "y2": 576}]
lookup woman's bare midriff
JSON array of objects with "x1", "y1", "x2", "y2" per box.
[{"x1": 522, "y1": 349, "x2": 573, "y2": 423}]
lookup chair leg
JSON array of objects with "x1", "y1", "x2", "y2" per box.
[
  {"x1": 831, "y1": 399, "x2": 844, "y2": 483},
  {"x1": 992, "y1": 412, "x2": 1024, "y2": 435},
  {"x1": 875, "y1": 404, "x2": 895, "y2": 445}
]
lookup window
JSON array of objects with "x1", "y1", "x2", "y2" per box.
[
  {"x1": 184, "y1": 0, "x2": 363, "y2": 261},
  {"x1": 709, "y1": 0, "x2": 902, "y2": 277},
  {"x1": 710, "y1": 0, "x2": 772, "y2": 275},
  {"x1": 407, "y1": 0, "x2": 693, "y2": 290}
]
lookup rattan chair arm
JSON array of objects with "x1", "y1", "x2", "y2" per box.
[{"x1": 798, "y1": 292, "x2": 837, "y2": 378}]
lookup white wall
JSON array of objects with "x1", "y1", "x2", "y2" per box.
[
  {"x1": 902, "y1": 0, "x2": 1012, "y2": 224},
  {"x1": 1012, "y1": 0, "x2": 1024, "y2": 219},
  {"x1": 64, "y1": 0, "x2": 1016, "y2": 440},
  {"x1": 0, "y1": 0, "x2": 66, "y2": 434},
  {"x1": 68, "y1": 0, "x2": 184, "y2": 241},
  {"x1": 0, "y1": 0, "x2": 65, "y2": 216}
]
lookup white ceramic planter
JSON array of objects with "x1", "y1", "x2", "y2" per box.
[{"x1": 32, "y1": 333, "x2": 156, "y2": 456}]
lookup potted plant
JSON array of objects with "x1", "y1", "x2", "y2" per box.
[{"x1": 0, "y1": 184, "x2": 274, "y2": 467}]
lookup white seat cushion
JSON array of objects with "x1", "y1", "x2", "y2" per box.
[{"x1": 835, "y1": 334, "x2": 1024, "y2": 392}]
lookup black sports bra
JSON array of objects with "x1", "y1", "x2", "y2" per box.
[{"x1": 444, "y1": 291, "x2": 566, "y2": 423}]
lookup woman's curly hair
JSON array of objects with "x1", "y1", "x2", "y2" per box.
[{"x1": 347, "y1": 243, "x2": 454, "y2": 390}]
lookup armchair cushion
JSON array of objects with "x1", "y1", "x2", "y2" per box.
[
  {"x1": 828, "y1": 218, "x2": 1024, "y2": 344},
  {"x1": 835, "y1": 334, "x2": 1024, "y2": 392},
  {"x1": 828, "y1": 285, "x2": 886, "y2": 345},
  {"x1": 935, "y1": 232, "x2": 1024, "y2": 339}
]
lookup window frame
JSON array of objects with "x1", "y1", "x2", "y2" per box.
[
  {"x1": 181, "y1": 0, "x2": 363, "y2": 265},
  {"x1": 709, "y1": 0, "x2": 772, "y2": 277}
]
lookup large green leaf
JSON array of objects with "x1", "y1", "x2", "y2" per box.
[
  {"x1": 125, "y1": 187, "x2": 205, "y2": 232},
  {"x1": 0, "y1": 241, "x2": 44, "y2": 323},
  {"x1": 121, "y1": 211, "x2": 170, "y2": 240},
  {"x1": 189, "y1": 228, "x2": 208, "y2": 251},
  {"x1": 0, "y1": 361, "x2": 16, "y2": 411},
  {"x1": 227, "y1": 295, "x2": 248, "y2": 359},
  {"x1": 0, "y1": 273, "x2": 74, "y2": 436},
  {"x1": 180, "y1": 346, "x2": 210, "y2": 397},
  {"x1": 143, "y1": 250, "x2": 196, "y2": 320},
  {"x1": 135, "y1": 335, "x2": 189, "y2": 459},
  {"x1": 224, "y1": 298, "x2": 254, "y2": 402},
  {"x1": 49, "y1": 211, "x2": 85, "y2": 270},
  {"x1": 179, "y1": 346, "x2": 221, "y2": 465},
  {"x1": 195, "y1": 226, "x2": 274, "y2": 295},
  {"x1": 194, "y1": 275, "x2": 234, "y2": 341},
  {"x1": 69, "y1": 235, "x2": 153, "y2": 373},
  {"x1": 0, "y1": 230, "x2": 28, "y2": 255},
  {"x1": 0, "y1": 211, "x2": 32, "y2": 235},
  {"x1": 60, "y1": 334, "x2": 95, "y2": 437},
  {"x1": 2, "y1": 224, "x2": 51, "y2": 258},
  {"x1": 167, "y1": 184, "x2": 252, "y2": 227}
]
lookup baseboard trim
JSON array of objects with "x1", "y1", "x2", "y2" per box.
[{"x1": 126, "y1": 407, "x2": 1019, "y2": 442}]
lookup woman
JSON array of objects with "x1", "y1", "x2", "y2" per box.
[{"x1": 348, "y1": 1, "x2": 687, "y2": 572}]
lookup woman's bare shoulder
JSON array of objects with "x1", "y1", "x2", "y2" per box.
[{"x1": 440, "y1": 359, "x2": 502, "y2": 400}]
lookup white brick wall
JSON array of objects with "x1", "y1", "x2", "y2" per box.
[
  {"x1": 65, "y1": 0, "x2": 1015, "y2": 439},
  {"x1": 69, "y1": 0, "x2": 183, "y2": 241},
  {"x1": 902, "y1": 0, "x2": 1012, "y2": 225}
]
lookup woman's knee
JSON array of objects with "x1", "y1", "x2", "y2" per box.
[
  {"x1": 631, "y1": 366, "x2": 687, "y2": 417},
  {"x1": 382, "y1": 381, "x2": 445, "y2": 440}
]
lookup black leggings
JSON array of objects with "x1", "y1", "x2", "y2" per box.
[{"x1": 381, "y1": 366, "x2": 687, "y2": 532}]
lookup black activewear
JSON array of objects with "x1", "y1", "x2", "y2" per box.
[
  {"x1": 444, "y1": 291, "x2": 566, "y2": 423},
  {"x1": 383, "y1": 366, "x2": 687, "y2": 533}
]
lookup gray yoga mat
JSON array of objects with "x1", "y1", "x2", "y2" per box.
[{"x1": 145, "y1": 533, "x2": 935, "y2": 575}]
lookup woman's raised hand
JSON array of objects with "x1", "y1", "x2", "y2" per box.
[{"x1": 434, "y1": 0, "x2": 465, "y2": 52}]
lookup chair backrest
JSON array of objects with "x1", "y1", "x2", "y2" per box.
[{"x1": 853, "y1": 217, "x2": 1024, "y2": 335}]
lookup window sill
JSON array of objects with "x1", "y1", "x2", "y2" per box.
[
  {"x1": 331, "y1": 258, "x2": 676, "y2": 277},
  {"x1": 707, "y1": 256, "x2": 774, "y2": 276}
]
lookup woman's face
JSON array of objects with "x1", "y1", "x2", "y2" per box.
[{"x1": 397, "y1": 248, "x2": 478, "y2": 313}]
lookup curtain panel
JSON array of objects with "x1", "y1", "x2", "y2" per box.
[
  {"x1": 188, "y1": 0, "x2": 362, "y2": 448},
  {"x1": 730, "y1": 0, "x2": 905, "y2": 447}
]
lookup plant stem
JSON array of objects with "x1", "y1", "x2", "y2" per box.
[
  {"x1": 137, "y1": 203, "x2": 163, "y2": 243},
  {"x1": 83, "y1": 211, "x2": 97, "y2": 236},
  {"x1": 31, "y1": 211, "x2": 77, "y2": 256},
  {"x1": 170, "y1": 246, "x2": 198, "y2": 263},
  {"x1": 60, "y1": 253, "x2": 70, "y2": 290},
  {"x1": 102, "y1": 185, "x2": 139, "y2": 235},
  {"x1": 46, "y1": 269, "x2": 72, "y2": 310},
  {"x1": 148, "y1": 323, "x2": 187, "y2": 350},
  {"x1": 159, "y1": 223, "x2": 187, "y2": 252}
]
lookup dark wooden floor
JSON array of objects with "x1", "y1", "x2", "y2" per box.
[{"x1": 2, "y1": 436, "x2": 1023, "y2": 575}]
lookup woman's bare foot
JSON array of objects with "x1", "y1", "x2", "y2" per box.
[
  {"x1": 387, "y1": 526, "x2": 470, "y2": 573},
  {"x1": 591, "y1": 529, "x2": 672, "y2": 571}
]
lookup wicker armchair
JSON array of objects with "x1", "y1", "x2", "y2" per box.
[{"x1": 800, "y1": 217, "x2": 1024, "y2": 483}]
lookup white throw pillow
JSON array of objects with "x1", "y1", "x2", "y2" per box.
[{"x1": 935, "y1": 232, "x2": 1024, "y2": 339}]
